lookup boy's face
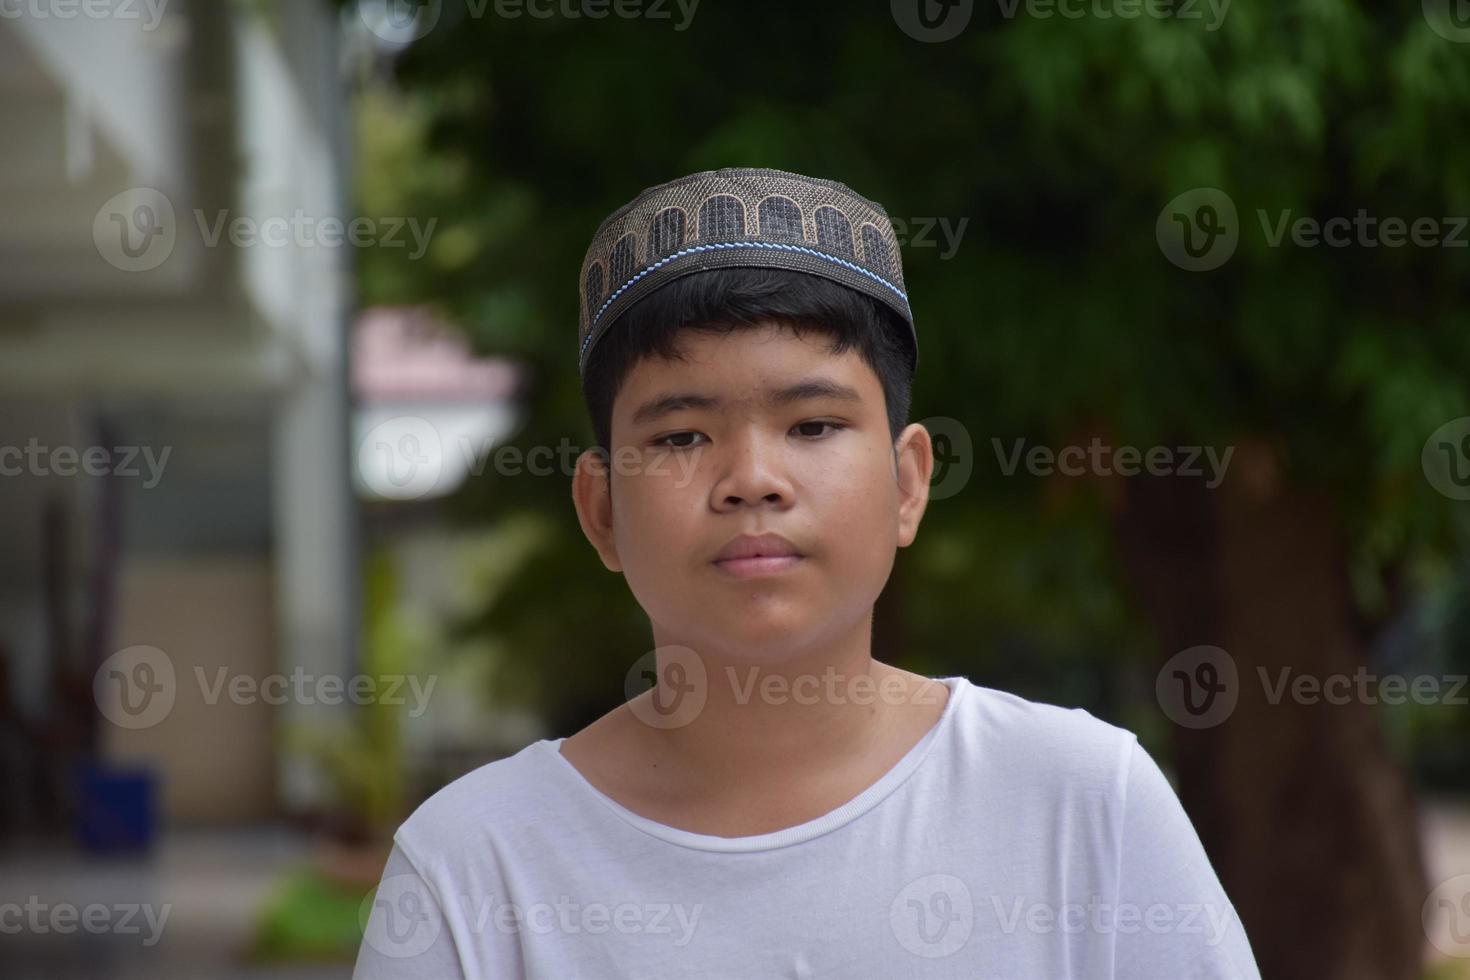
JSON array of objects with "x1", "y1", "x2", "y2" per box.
[{"x1": 573, "y1": 320, "x2": 933, "y2": 663}]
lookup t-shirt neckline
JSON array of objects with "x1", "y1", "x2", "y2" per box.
[{"x1": 539, "y1": 674, "x2": 969, "y2": 853}]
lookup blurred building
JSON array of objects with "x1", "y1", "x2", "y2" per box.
[
  {"x1": 0, "y1": 0, "x2": 355, "y2": 830},
  {"x1": 352, "y1": 305, "x2": 522, "y2": 503}
]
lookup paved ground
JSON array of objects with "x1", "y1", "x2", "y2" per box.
[{"x1": 0, "y1": 826, "x2": 354, "y2": 980}]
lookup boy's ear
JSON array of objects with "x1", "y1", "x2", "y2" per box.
[
  {"x1": 572, "y1": 448, "x2": 623, "y2": 572},
  {"x1": 893, "y1": 422, "x2": 934, "y2": 548}
]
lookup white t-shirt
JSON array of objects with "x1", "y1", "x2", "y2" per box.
[{"x1": 353, "y1": 675, "x2": 1261, "y2": 979}]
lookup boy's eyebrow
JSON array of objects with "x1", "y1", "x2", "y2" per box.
[{"x1": 630, "y1": 378, "x2": 864, "y2": 427}]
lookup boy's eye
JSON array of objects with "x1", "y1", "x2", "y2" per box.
[
  {"x1": 654, "y1": 431, "x2": 707, "y2": 449},
  {"x1": 651, "y1": 421, "x2": 846, "y2": 449},
  {"x1": 793, "y1": 420, "x2": 845, "y2": 439}
]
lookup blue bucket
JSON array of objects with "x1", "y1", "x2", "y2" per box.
[{"x1": 74, "y1": 761, "x2": 158, "y2": 854}]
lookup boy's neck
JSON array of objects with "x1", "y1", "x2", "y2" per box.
[{"x1": 623, "y1": 622, "x2": 946, "y2": 806}]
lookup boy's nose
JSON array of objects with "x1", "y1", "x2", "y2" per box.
[{"x1": 711, "y1": 434, "x2": 794, "y2": 509}]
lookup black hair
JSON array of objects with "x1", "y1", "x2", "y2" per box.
[{"x1": 580, "y1": 267, "x2": 916, "y2": 455}]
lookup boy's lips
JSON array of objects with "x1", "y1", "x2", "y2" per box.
[
  {"x1": 712, "y1": 532, "x2": 803, "y2": 562},
  {"x1": 711, "y1": 532, "x2": 805, "y2": 578},
  {"x1": 712, "y1": 554, "x2": 804, "y2": 579}
]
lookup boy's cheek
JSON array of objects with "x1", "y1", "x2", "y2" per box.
[{"x1": 616, "y1": 448, "x2": 699, "y2": 487}]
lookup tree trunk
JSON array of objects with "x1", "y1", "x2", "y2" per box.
[{"x1": 1114, "y1": 438, "x2": 1426, "y2": 980}]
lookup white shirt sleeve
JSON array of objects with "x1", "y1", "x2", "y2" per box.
[
  {"x1": 352, "y1": 841, "x2": 468, "y2": 980},
  {"x1": 1111, "y1": 737, "x2": 1262, "y2": 979}
]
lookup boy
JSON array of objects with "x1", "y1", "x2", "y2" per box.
[{"x1": 354, "y1": 167, "x2": 1262, "y2": 978}]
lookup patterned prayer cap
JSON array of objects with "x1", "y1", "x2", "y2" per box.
[{"x1": 577, "y1": 166, "x2": 916, "y2": 377}]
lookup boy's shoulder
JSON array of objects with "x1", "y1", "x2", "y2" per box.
[
  {"x1": 391, "y1": 738, "x2": 554, "y2": 861},
  {"x1": 955, "y1": 678, "x2": 1141, "y2": 790}
]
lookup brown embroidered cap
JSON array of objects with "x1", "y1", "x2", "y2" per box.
[{"x1": 577, "y1": 167, "x2": 916, "y2": 377}]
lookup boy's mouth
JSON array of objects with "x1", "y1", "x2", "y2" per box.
[
  {"x1": 713, "y1": 555, "x2": 804, "y2": 578},
  {"x1": 712, "y1": 532, "x2": 805, "y2": 578}
]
